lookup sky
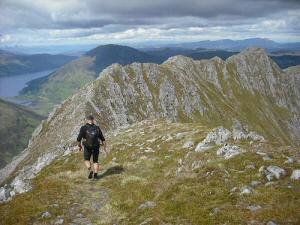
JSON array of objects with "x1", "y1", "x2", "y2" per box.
[{"x1": 0, "y1": 0, "x2": 300, "y2": 47}]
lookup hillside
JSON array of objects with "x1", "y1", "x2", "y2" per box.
[
  {"x1": 0, "y1": 120, "x2": 299, "y2": 224},
  {"x1": 0, "y1": 99, "x2": 44, "y2": 168},
  {"x1": 0, "y1": 50, "x2": 76, "y2": 77},
  {"x1": 20, "y1": 44, "x2": 159, "y2": 114},
  {"x1": 0, "y1": 47, "x2": 299, "y2": 224}
]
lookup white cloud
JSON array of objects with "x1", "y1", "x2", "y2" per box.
[{"x1": 0, "y1": 0, "x2": 299, "y2": 45}]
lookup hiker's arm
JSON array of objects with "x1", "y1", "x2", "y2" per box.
[
  {"x1": 76, "y1": 127, "x2": 84, "y2": 150},
  {"x1": 102, "y1": 141, "x2": 107, "y2": 152},
  {"x1": 98, "y1": 127, "x2": 107, "y2": 152}
]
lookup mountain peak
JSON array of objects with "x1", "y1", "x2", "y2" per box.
[
  {"x1": 163, "y1": 55, "x2": 194, "y2": 65},
  {"x1": 85, "y1": 44, "x2": 142, "y2": 56},
  {"x1": 226, "y1": 47, "x2": 272, "y2": 65},
  {"x1": 242, "y1": 47, "x2": 268, "y2": 55}
]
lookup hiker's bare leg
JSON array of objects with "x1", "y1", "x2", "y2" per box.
[
  {"x1": 84, "y1": 160, "x2": 91, "y2": 169},
  {"x1": 93, "y1": 163, "x2": 99, "y2": 173}
]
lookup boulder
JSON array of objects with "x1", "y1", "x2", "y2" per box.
[
  {"x1": 195, "y1": 127, "x2": 232, "y2": 152},
  {"x1": 217, "y1": 143, "x2": 245, "y2": 159},
  {"x1": 284, "y1": 157, "x2": 296, "y2": 164},
  {"x1": 0, "y1": 186, "x2": 10, "y2": 202},
  {"x1": 41, "y1": 211, "x2": 51, "y2": 218},
  {"x1": 247, "y1": 205, "x2": 262, "y2": 212},
  {"x1": 247, "y1": 131, "x2": 265, "y2": 142},
  {"x1": 183, "y1": 140, "x2": 194, "y2": 148},
  {"x1": 265, "y1": 165, "x2": 286, "y2": 181},
  {"x1": 290, "y1": 169, "x2": 300, "y2": 180},
  {"x1": 232, "y1": 120, "x2": 248, "y2": 140},
  {"x1": 240, "y1": 186, "x2": 253, "y2": 195},
  {"x1": 138, "y1": 201, "x2": 156, "y2": 210}
]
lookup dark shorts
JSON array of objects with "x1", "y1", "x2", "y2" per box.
[{"x1": 83, "y1": 146, "x2": 100, "y2": 163}]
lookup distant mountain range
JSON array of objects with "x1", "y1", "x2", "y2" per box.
[
  {"x1": 19, "y1": 44, "x2": 300, "y2": 115},
  {"x1": 158, "y1": 38, "x2": 300, "y2": 52},
  {"x1": 0, "y1": 50, "x2": 76, "y2": 77},
  {"x1": 2, "y1": 38, "x2": 300, "y2": 54}
]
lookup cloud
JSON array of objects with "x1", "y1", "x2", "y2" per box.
[
  {"x1": 0, "y1": 0, "x2": 299, "y2": 45},
  {"x1": 1, "y1": 0, "x2": 300, "y2": 29}
]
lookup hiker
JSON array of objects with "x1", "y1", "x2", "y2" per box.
[{"x1": 77, "y1": 115, "x2": 107, "y2": 179}]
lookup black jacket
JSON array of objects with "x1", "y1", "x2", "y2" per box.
[{"x1": 77, "y1": 123, "x2": 105, "y2": 146}]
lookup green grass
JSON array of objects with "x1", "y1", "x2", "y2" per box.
[{"x1": 1, "y1": 120, "x2": 299, "y2": 224}]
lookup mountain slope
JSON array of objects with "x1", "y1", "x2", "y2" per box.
[
  {"x1": 0, "y1": 99, "x2": 44, "y2": 168},
  {"x1": 0, "y1": 47, "x2": 300, "y2": 224},
  {"x1": 0, "y1": 50, "x2": 76, "y2": 77},
  {"x1": 0, "y1": 120, "x2": 299, "y2": 224},
  {"x1": 20, "y1": 44, "x2": 158, "y2": 114}
]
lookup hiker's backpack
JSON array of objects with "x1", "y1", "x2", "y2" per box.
[{"x1": 85, "y1": 125, "x2": 99, "y2": 147}]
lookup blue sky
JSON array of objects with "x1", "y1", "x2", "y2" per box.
[{"x1": 0, "y1": 0, "x2": 299, "y2": 47}]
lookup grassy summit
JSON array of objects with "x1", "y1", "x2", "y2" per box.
[{"x1": 0, "y1": 120, "x2": 299, "y2": 224}]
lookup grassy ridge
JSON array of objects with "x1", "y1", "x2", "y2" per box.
[{"x1": 0, "y1": 120, "x2": 299, "y2": 224}]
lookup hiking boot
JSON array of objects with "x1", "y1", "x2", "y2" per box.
[
  {"x1": 93, "y1": 173, "x2": 98, "y2": 180},
  {"x1": 88, "y1": 171, "x2": 93, "y2": 179}
]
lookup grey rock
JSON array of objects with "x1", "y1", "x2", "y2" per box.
[
  {"x1": 284, "y1": 157, "x2": 296, "y2": 164},
  {"x1": 14, "y1": 153, "x2": 56, "y2": 192},
  {"x1": 245, "y1": 164, "x2": 256, "y2": 170},
  {"x1": 191, "y1": 161, "x2": 203, "y2": 170},
  {"x1": 240, "y1": 186, "x2": 253, "y2": 195},
  {"x1": 183, "y1": 140, "x2": 194, "y2": 148},
  {"x1": 41, "y1": 211, "x2": 51, "y2": 218},
  {"x1": 54, "y1": 218, "x2": 64, "y2": 225},
  {"x1": 256, "y1": 151, "x2": 267, "y2": 156},
  {"x1": 267, "y1": 220, "x2": 278, "y2": 225},
  {"x1": 138, "y1": 201, "x2": 156, "y2": 210},
  {"x1": 217, "y1": 143, "x2": 245, "y2": 159},
  {"x1": 0, "y1": 186, "x2": 11, "y2": 202},
  {"x1": 140, "y1": 218, "x2": 153, "y2": 225},
  {"x1": 210, "y1": 207, "x2": 220, "y2": 216},
  {"x1": 262, "y1": 155, "x2": 273, "y2": 161},
  {"x1": 265, "y1": 165, "x2": 286, "y2": 181},
  {"x1": 232, "y1": 120, "x2": 264, "y2": 142},
  {"x1": 290, "y1": 169, "x2": 300, "y2": 180},
  {"x1": 195, "y1": 127, "x2": 232, "y2": 152},
  {"x1": 232, "y1": 120, "x2": 248, "y2": 140},
  {"x1": 247, "y1": 205, "x2": 262, "y2": 212},
  {"x1": 258, "y1": 166, "x2": 265, "y2": 173},
  {"x1": 230, "y1": 187, "x2": 238, "y2": 193},
  {"x1": 247, "y1": 131, "x2": 265, "y2": 142}
]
